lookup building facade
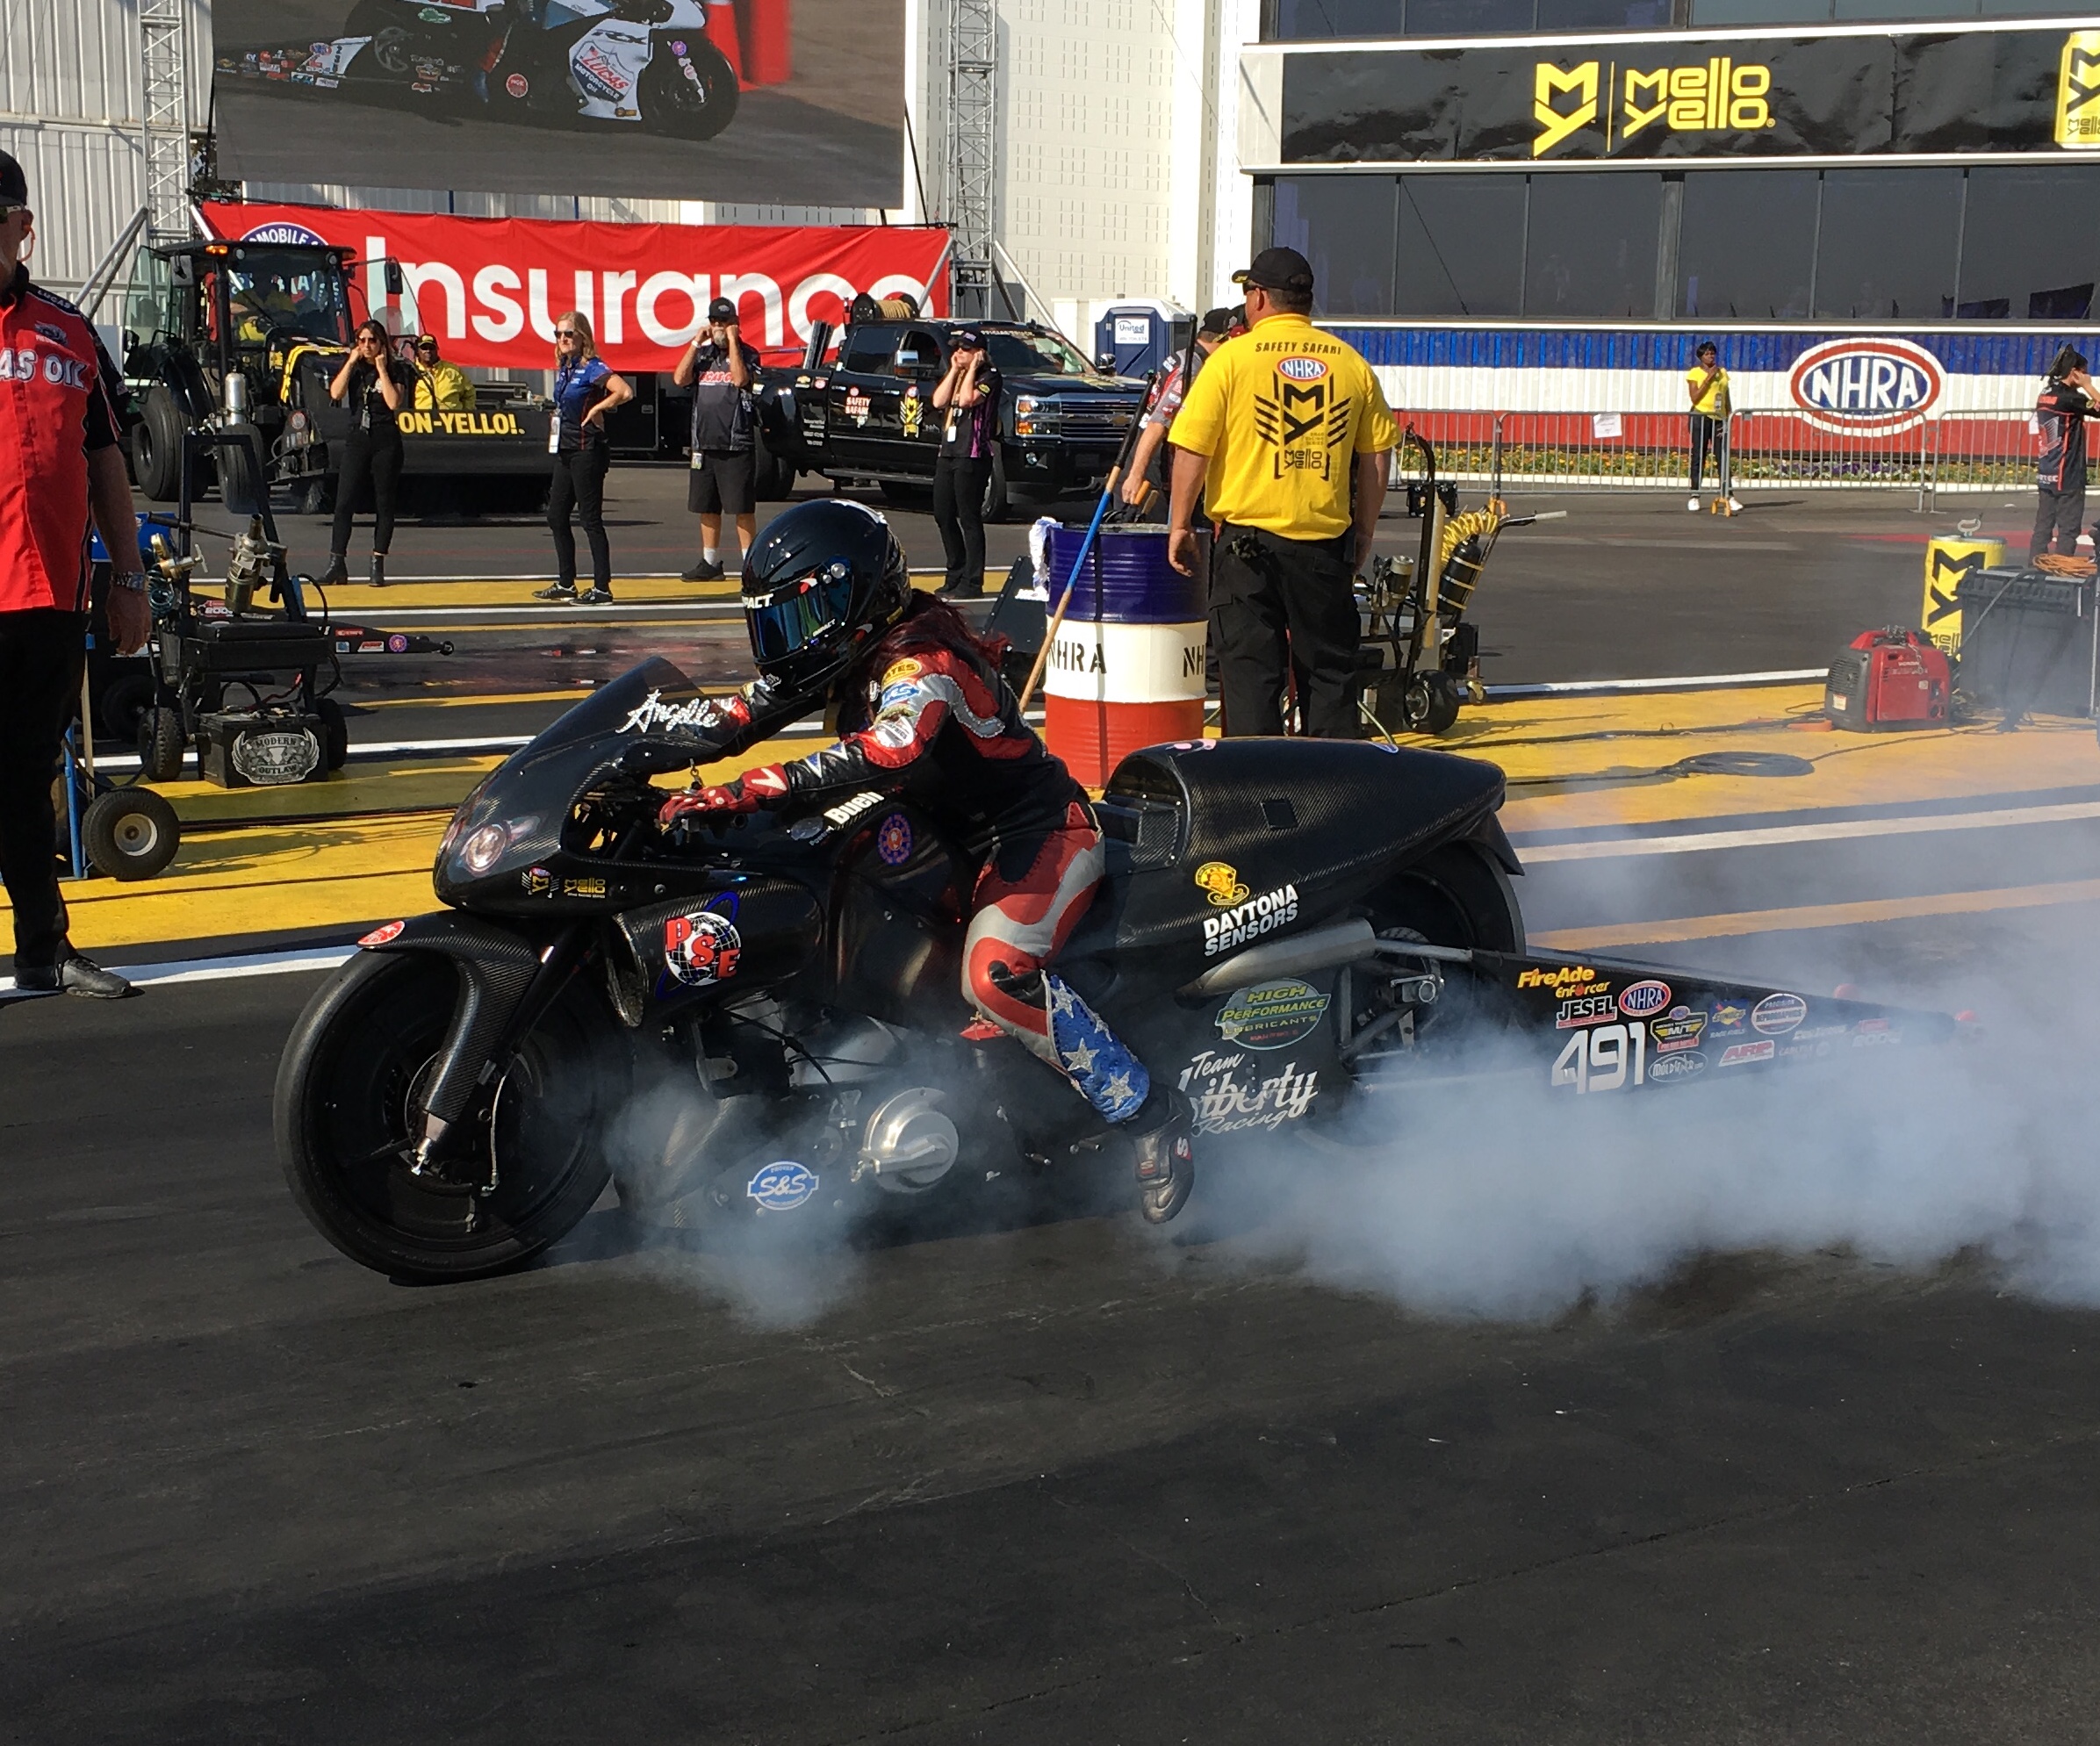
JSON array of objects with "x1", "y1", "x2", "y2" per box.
[{"x1": 1241, "y1": 4, "x2": 2100, "y2": 413}]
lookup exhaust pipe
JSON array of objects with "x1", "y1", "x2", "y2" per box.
[{"x1": 1181, "y1": 917, "x2": 1379, "y2": 999}]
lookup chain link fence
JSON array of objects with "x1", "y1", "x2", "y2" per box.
[{"x1": 1395, "y1": 409, "x2": 2040, "y2": 510}]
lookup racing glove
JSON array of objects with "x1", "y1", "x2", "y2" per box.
[{"x1": 656, "y1": 764, "x2": 791, "y2": 830}]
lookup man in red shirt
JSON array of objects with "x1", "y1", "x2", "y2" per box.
[{"x1": 0, "y1": 150, "x2": 149, "y2": 996}]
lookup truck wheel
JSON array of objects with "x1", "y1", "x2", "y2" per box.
[
  {"x1": 138, "y1": 708, "x2": 185, "y2": 783},
  {"x1": 83, "y1": 787, "x2": 181, "y2": 882},
  {"x1": 982, "y1": 449, "x2": 1012, "y2": 524},
  {"x1": 218, "y1": 422, "x2": 266, "y2": 517},
  {"x1": 132, "y1": 388, "x2": 185, "y2": 502},
  {"x1": 315, "y1": 697, "x2": 350, "y2": 772},
  {"x1": 641, "y1": 38, "x2": 739, "y2": 141}
]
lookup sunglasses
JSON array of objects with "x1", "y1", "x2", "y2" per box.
[{"x1": 556, "y1": 330, "x2": 582, "y2": 340}]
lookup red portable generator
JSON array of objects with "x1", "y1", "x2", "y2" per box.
[{"x1": 1825, "y1": 628, "x2": 1953, "y2": 730}]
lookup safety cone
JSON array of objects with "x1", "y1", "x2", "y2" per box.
[{"x1": 704, "y1": 0, "x2": 744, "y2": 82}]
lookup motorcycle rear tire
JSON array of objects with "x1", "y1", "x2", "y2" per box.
[
  {"x1": 276, "y1": 950, "x2": 619, "y2": 1283},
  {"x1": 641, "y1": 39, "x2": 739, "y2": 140},
  {"x1": 1370, "y1": 841, "x2": 1525, "y2": 955}
]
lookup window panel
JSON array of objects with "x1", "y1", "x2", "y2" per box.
[
  {"x1": 1523, "y1": 173, "x2": 1662, "y2": 319},
  {"x1": 1535, "y1": 0, "x2": 1671, "y2": 25},
  {"x1": 1395, "y1": 175, "x2": 1527, "y2": 318},
  {"x1": 1833, "y1": 0, "x2": 1975, "y2": 15},
  {"x1": 1689, "y1": 0, "x2": 1830, "y2": 20},
  {"x1": 1679, "y1": 169, "x2": 1816, "y2": 319},
  {"x1": 1814, "y1": 168, "x2": 1962, "y2": 320},
  {"x1": 1958, "y1": 166, "x2": 2100, "y2": 320},
  {"x1": 1269, "y1": 0, "x2": 1404, "y2": 39},
  {"x1": 1272, "y1": 176, "x2": 1399, "y2": 318},
  {"x1": 1405, "y1": 0, "x2": 1533, "y2": 30}
]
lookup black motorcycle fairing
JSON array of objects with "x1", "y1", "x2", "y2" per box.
[
  {"x1": 610, "y1": 877, "x2": 826, "y2": 1025},
  {"x1": 829, "y1": 801, "x2": 977, "y2": 1032},
  {"x1": 358, "y1": 909, "x2": 583, "y2": 1130},
  {"x1": 1062, "y1": 739, "x2": 1507, "y2": 977}
]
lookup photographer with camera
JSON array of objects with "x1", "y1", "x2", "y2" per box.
[
  {"x1": 321, "y1": 320, "x2": 416, "y2": 589},
  {"x1": 673, "y1": 296, "x2": 757, "y2": 582}
]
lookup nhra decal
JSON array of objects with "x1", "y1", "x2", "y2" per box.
[
  {"x1": 1788, "y1": 337, "x2": 1943, "y2": 435},
  {"x1": 1752, "y1": 992, "x2": 1807, "y2": 1035},
  {"x1": 1216, "y1": 979, "x2": 1330, "y2": 1050},
  {"x1": 1203, "y1": 884, "x2": 1300, "y2": 958},
  {"x1": 1618, "y1": 979, "x2": 1672, "y2": 1018},
  {"x1": 747, "y1": 1160, "x2": 819, "y2": 1212},
  {"x1": 1194, "y1": 861, "x2": 1251, "y2": 907},
  {"x1": 875, "y1": 813, "x2": 913, "y2": 866},
  {"x1": 1178, "y1": 1048, "x2": 1320, "y2": 1135},
  {"x1": 664, "y1": 908, "x2": 743, "y2": 988},
  {"x1": 1550, "y1": 1021, "x2": 1646, "y2": 1093},
  {"x1": 1650, "y1": 1005, "x2": 1707, "y2": 1053}
]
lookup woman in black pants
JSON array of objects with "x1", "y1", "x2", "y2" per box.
[
  {"x1": 322, "y1": 320, "x2": 416, "y2": 587},
  {"x1": 929, "y1": 327, "x2": 1002, "y2": 597},
  {"x1": 533, "y1": 310, "x2": 633, "y2": 604}
]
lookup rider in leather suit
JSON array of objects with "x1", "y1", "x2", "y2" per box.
[{"x1": 653, "y1": 499, "x2": 1197, "y2": 1222}]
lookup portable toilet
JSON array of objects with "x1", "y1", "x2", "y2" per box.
[{"x1": 1094, "y1": 301, "x2": 1190, "y2": 379}]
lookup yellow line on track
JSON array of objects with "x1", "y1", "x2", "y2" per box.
[{"x1": 1531, "y1": 879, "x2": 2100, "y2": 951}]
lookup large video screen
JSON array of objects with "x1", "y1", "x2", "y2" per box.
[{"x1": 212, "y1": 0, "x2": 904, "y2": 209}]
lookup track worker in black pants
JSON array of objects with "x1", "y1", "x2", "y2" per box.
[
  {"x1": 534, "y1": 310, "x2": 631, "y2": 605},
  {"x1": 2032, "y1": 346, "x2": 2093, "y2": 563},
  {"x1": 1167, "y1": 247, "x2": 1397, "y2": 737},
  {"x1": 674, "y1": 296, "x2": 757, "y2": 581},
  {"x1": 0, "y1": 147, "x2": 145, "y2": 997},
  {"x1": 930, "y1": 327, "x2": 1002, "y2": 598},
  {"x1": 321, "y1": 319, "x2": 416, "y2": 588}
]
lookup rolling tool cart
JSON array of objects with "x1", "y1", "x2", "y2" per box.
[
  {"x1": 57, "y1": 625, "x2": 182, "y2": 885},
  {"x1": 135, "y1": 428, "x2": 345, "y2": 787},
  {"x1": 1359, "y1": 431, "x2": 1558, "y2": 736}
]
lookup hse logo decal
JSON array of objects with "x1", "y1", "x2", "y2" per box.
[
  {"x1": 1789, "y1": 338, "x2": 1943, "y2": 434},
  {"x1": 2058, "y1": 32, "x2": 2100, "y2": 148},
  {"x1": 1195, "y1": 861, "x2": 1250, "y2": 907},
  {"x1": 1534, "y1": 55, "x2": 1773, "y2": 157}
]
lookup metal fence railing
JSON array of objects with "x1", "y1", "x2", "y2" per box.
[{"x1": 1394, "y1": 409, "x2": 2039, "y2": 510}]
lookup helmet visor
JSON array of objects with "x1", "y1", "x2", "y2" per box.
[{"x1": 745, "y1": 563, "x2": 855, "y2": 665}]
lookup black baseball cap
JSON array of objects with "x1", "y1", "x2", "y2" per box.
[
  {"x1": 0, "y1": 150, "x2": 27, "y2": 210},
  {"x1": 1232, "y1": 247, "x2": 1314, "y2": 295},
  {"x1": 1197, "y1": 305, "x2": 1238, "y2": 336},
  {"x1": 953, "y1": 327, "x2": 984, "y2": 349},
  {"x1": 414, "y1": 334, "x2": 440, "y2": 350},
  {"x1": 708, "y1": 296, "x2": 738, "y2": 323}
]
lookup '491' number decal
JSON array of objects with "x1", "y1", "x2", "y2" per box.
[{"x1": 1551, "y1": 1021, "x2": 1646, "y2": 1094}]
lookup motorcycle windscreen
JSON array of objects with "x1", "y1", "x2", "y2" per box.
[{"x1": 442, "y1": 656, "x2": 704, "y2": 868}]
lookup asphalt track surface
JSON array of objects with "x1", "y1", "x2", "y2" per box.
[{"x1": 15, "y1": 478, "x2": 2100, "y2": 1738}]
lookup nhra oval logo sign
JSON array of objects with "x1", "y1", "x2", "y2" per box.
[{"x1": 1788, "y1": 337, "x2": 1944, "y2": 434}]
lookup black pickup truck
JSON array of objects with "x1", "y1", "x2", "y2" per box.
[{"x1": 757, "y1": 319, "x2": 1147, "y2": 521}]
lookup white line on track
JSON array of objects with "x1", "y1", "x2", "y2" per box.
[
  {"x1": 1517, "y1": 799, "x2": 2100, "y2": 862},
  {"x1": 1483, "y1": 669, "x2": 1826, "y2": 699},
  {"x1": 2, "y1": 945, "x2": 356, "y2": 995}
]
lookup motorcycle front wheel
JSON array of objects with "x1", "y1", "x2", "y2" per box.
[
  {"x1": 641, "y1": 39, "x2": 739, "y2": 140},
  {"x1": 275, "y1": 950, "x2": 620, "y2": 1283}
]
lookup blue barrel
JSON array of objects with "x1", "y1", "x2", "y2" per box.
[{"x1": 1044, "y1": 523, "x2": 1205, "y2": 622}]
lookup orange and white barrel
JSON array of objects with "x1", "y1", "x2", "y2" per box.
[{"x1": 1040, "y1": 524, "x2": 1207, "y2": 787}]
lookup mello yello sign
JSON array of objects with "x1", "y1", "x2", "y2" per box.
[{"x1": 201, "y1": 202, "x2": 949, "y2": 371}]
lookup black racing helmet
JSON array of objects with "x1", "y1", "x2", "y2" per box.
[{"x1": 741, "y1": 499, "x2": 911, "y2": 694}]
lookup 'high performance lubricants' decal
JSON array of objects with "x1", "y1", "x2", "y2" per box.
[
  {"x1": 1216, "y1": 979, "x2": 1329, "y2": 1050},
  {"x1": 1203, "y1": 883, "x2": 1300, "y2": 957},
  {"x1": 1178, "y1": 1048, "x2": 1320, "y2": 1135}
]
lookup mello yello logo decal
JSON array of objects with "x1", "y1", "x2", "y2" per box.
[{"x1": 1535, "y1": 55, "x2": 1774, "y2": 156}]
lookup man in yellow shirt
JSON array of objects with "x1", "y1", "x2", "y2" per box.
[
  {"x1": 1686, "y1": 339, "x2": 1736, "y2": 513},
  {"x1": 1167, "y1": 247, "x2": 1398, "y2": 736},
  {"x1": 412, "y1": 334, "x2": 478, "y2": 412}
]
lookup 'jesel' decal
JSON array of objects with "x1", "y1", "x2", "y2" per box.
[
  {"x1": 1203, "y1": 883, "x2": 1300, "y2": 958},
  {"x1": 1178, "y1": 1048, "x2": 1320, "y2": 1134}
]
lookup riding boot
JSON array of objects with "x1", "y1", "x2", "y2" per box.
[
  {"x1": 1124, "y1": 1084, "x2": 1195, "y2": 1225},
  {"x1": 319, "y1": 551, "x2": 349, "y2": 589},
  {"x1": 370, "y1": 553, "x2": 387, "y2": 588}
]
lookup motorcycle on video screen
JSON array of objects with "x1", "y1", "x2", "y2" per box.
[
  {"x1": 275, "y1": 658, "x2": 1960, "y2": 1284},
  {"x1": 226, "y1": 0, "x2": 739, "y2": 140}
]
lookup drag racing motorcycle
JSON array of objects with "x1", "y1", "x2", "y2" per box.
[
  {"x1": 276, "y1": 658, "x2": 1960, "y2": 1283},
  {"x1": 225, "y1": 0, "x2": 738, "y2": 141}
]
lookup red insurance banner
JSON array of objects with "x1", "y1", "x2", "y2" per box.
[{"x1": 199, "y1": 201, "x2": 950, "y2": 372}]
